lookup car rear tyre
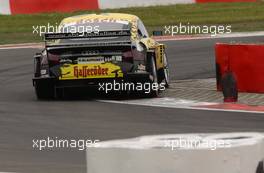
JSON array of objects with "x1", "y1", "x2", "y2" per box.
[
  {"x1": 34, "y1": 80, "x2": 55, "y2": 100},
  {"x1": 163, "y1": 53, "x2": 170, "y2": 88},
  {"x1": 148, "y1": 56, "x2": 159, "y2": 97}
]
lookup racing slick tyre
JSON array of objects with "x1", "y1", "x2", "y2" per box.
[
  {"x1": 148, "y1": 56, "x2": 159, "y2": 98},
  {"x1": 34, "y1": 80, "x2": 55, "y2": 100},
  {"x1": 157, "y1": 53, "x2": 169, "y2": 88},
  {"x1": 163, "y1": 53, "x2": 170, "y2": 88}
]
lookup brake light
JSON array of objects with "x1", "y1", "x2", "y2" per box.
[
  {"x1": 48, "y1": 53, "x2": 60, "y2": 65},
  {"x1": 122, "y1": 51, "x2": 133, "y2": 63}
]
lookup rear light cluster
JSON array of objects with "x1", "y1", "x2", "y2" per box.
[
  {"x1": 48, "y1": 53, "x2": 60, "y2": 65},
  {"x1": 122, "y1": 51, "x2": 133, "y2": 63}
]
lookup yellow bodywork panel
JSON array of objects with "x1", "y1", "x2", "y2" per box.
[
  {"x1": 140, "y1": 38, "x2": 157, "y2": 49},
  {"x1": 57, "y1": 13, "x2": 167, "y2": 75},
  {"x1": 140, "y1": 38, "x2": 164, "y2": 70},
  {"x1": 155, "y1": 44, "x2": 165, "y2": 70},
  {"x1": 59, "y1": 63, "x2": 123, "y2": 80}
]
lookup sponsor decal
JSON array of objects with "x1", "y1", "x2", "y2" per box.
[
  {"x1": 136, "y1": 64, "x2": 146, "y2": 73},
  {"x1": 77, "y1": 57, "x2": 104, "y2": 64},
  {"x1": 104, "y1": 56, "x2": 122, "y2": 62},
  {"x1": 59, "y1": 63, "x2": 123, "y2": 80},
  {"x1": 81, "y1": 50, "x2": 100, "y2": 55},
  {"x1": 76, "y1": 18, "x2": 130, "y2": 25},
  {"x1": 74, "y1": 65, "x2": 109, "y2": 77}
]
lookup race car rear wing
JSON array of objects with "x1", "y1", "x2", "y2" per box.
[
  {"x1": 44, "y1": 30, "x2": 131, "y2": 40},
  {"x1": 44, "y1": 30, "x2": 132, "y2": 48}
]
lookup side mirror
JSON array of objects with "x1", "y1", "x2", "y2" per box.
[{"x1": 152, "y1": 31, "x2": 163, "y2": 36}]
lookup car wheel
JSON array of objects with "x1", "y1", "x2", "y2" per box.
[
  {"x1": 148, "y1": 56, "x2": 159, "y2": 97},
  {"x1": 34, "y1": 80, "x2": 54, "y2": 100},
  {"x1": 163, "y1": 53, "x2": 170, "y2": 88}
]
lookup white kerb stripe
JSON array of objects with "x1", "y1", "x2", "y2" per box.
[
  {"x1": 98, "y1": 0, "x2": 195, "y2": 9},
  {"x1": 0, "y1": 0, "x2": 11, "y2": 15}
]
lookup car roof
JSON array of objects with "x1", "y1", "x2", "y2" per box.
[
  {"x1": 60, "y1": 13, "x2": 139, "y2": 25},
  {"x1": 60, "y1": 13, "x2": 140, "y2": 40}
]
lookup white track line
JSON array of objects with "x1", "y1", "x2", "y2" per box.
[
  {"x1": 154, "y1": 31, "x2": 264, "y2": 41},
  {"x1": 0, "y1": 45, "x2": 42, "y2": 50},
  {"x1": 98, "y1": 97, "x2": 264, "y2": 114},
  {"x1": 0, "y1": 43, "x2": 42, "y2": 50}
]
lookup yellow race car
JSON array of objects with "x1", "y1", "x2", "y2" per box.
[{"x1": 32, "y1": 13, "x2": 169, "y2": 99}]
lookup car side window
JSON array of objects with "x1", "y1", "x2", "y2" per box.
[{"x1": 137, "y1": 19, "x2": 149, "y2": 38}]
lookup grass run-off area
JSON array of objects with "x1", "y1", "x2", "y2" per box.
[{"x1": 0, "y1": 2, "x2": 264, "y2": 44}]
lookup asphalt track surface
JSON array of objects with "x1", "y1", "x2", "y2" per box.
[{"x1": 0, "y1": 36, "x2": 264, "y2": 173}]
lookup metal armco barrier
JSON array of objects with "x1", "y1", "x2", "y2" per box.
[
  {"x1": 86, "y1": 133, "x2": 264, "y2": 173},
  {"x1": 216, "y1": 43, "x2": 264, "y2": 93},
  {"x1": 221, "y1": 71, "x2": 238, "y2": 102}
]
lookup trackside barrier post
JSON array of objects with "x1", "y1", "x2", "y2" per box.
[
  {"x1": 86, "y1": 133, "x2": 264, "y2": 173},
  {"x1": 221, "y1": 71, "x2": 238, "y2": 102}
]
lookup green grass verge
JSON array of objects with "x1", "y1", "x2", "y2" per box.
[{"x1": 1, "y1": 2, "x2": 264, "y2": 44}]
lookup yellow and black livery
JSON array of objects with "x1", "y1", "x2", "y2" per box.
[{"x1": 32, "y1": 13, "x2": 169, "y2": 99}]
